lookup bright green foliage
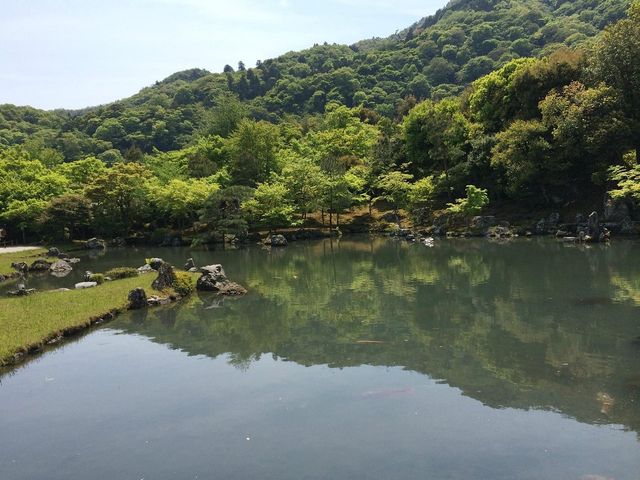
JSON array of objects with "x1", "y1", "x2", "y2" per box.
[
  {"x1": 446, "y1": 185, "x2": 489, "y2": 217},
  {"x1": 84, "y1": 162, "x2": 152, "y2": 235},
  {"x1": 280, "y1": 157, "x2": 325, "y2": 218},
  {"x1": 491, "y1": 120, "x2": 552, "y2": 195},
  {"x1": 227, "y1": 119, "x2": 281, "y2": 186},
  {"x1": 408, "y1": 176, "x2": 437, "y2": 212},
  {"x1": 149, "y1": 178, "x2": 218, "y2": 229},
  {"x1": 172, "y1": 271, "x2": 195, "y2": 296},
  {"x1": 403, "y1": 98, "x2": 470, "y2": 179},
  {"x1": 377, "y1": 171, "x2": 414, "y2": 216},
  {"x1": 56, "y1": 157, "x2": 107, "y2": 190},
  {"x1": 242, "y1": 181, "x2": 294, "y2": 231},
  {"x1": 609, "y1": 157, "x2": 640, "y2": 201},
  {"x1": 592, "y1": 0, "x2": 640, "y2": 159}
]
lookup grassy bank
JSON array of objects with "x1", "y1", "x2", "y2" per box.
[
  {"x1": 0, "y1": 247, "x2": 53, "y2": 278},
  {"x1": 0, "y1": 275, "x2": 159, "y2": 365}
]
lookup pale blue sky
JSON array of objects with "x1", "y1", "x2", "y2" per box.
[{"x1": 1, "y1": 0, "x2": 449, "y2": 110}]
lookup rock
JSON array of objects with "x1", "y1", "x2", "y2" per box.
[
  {"x1": 561, "y1": 237, "x2": 578, "y2": 243},
  {"x1": 11, "y1": 262, "x2": 28, "y2": 273},
  {"x1": 110, "y1": 237, "x2": 127, "y2": 247},
  {"x1": 127, "y1": 288, "x2": 148, "y2": 310},
  {"x1": 75, "y1": 282, "x2": 98, "y2": 289},
  {"x1": 470, "y1": 216, "x2": 496, "y2": 231},
  {"x1": 51, "y1": 288, "x2": 70, "y2": 293},
  {"x1": 188, "y1": 267, "x2": 199, "y2": 273},
  {"x1": 147, "y1": 295, "x2": 172, "y2": 307},
  {"x1": 8, "y1": 285, "x2": 36, "y2": 296},
  {"x1": 66, "y1": 258, "x2": 81, "y2": 264},
  {"x1": 137, "y1": 264, "x2": 154, "y2": 274},
  {"x1": 263, "y1": 234, "x2": 288, "y2": 247},
  {"x1": 200, "y1": 264, "x2": 226, "y2": 279},
  {"x1": 196, "y1": 264, "x2": 246, "y2": 296},
  {"x1": 216, "y1": 282, "x2": 248, "y2": 296},
  {"x1": 149, "y1": 258, "x2": 164, "y2": 270},
  {"x1": 47, "y1": 247, "x2": 60, "y2": 257},
  {"x1": 50, "y1": 260, "x2": 73, "y2": 277},
  {"x1": 535, "y1": 219, "x2": 546, "y2": 234},
  {"x1": 85, "y1": 238, "x2": 106, "y2": 250},
  {"x1": 152, "y1": 263, "x2": 176, "y2": 290},
  {"x1": 588, "y1": 211, "x2": 600, "y2": 238},
  {"x1": 184, "y1": 258, "x2": 195, "y2": 270},
  {"x1": 486, "y1": 226, "x2": 512, "y2": 238},
  {"x1": 29, "y1": 259, "x2": 52, "y2": 272},
  {"x1": 83, "y1": 271, "x2": 93, "y2": 281}
]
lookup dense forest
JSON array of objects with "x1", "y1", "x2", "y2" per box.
[{"x1": 1, "y1": 0, "x2": 639, "y2": 242}]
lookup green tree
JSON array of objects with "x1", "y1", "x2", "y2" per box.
[
  {"x1": 242, "y1": 180, "x2": 294, "y2": 232},
  {"x1": 199, "y1": 186, "x2": 254, "y2": 240},
  {"x1": 446, "y1": 185, "x2": 489, "y2": 217},
  {"x1": 227, "y1": 119, "x2": 281, "y2": 186},
  {"x1": 377, "y1": 171, "x2": 414, "y2": 222},
  {"x1": 591, "y1": 1, "x2": 640, "y2": 160},
  {"x1": 85, "y1": 162, "x2": 152, "y2": 235},
  {"x1": 39, "y1": 194, "x2": 93, "y2": 240}
]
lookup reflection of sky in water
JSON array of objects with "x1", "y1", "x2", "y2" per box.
[{"x1": 1, "y1": 237, "x2": 640, "y2": 479}]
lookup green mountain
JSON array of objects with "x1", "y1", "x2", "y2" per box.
[{"x1": 0, "y1": 0, "x2": 630, "y2": 159}]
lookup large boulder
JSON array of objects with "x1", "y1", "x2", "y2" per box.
[
  {"x1": 29, "y1": 259, "x2": 52, "y2": 272},
  {"x1": 127, "y1": 288, "x2": 147, "y2": 310},
  {"x1": 200, "y1": 264, "x2": 226, "y2": 279},
  {"x1": 137, "y1": 264, "x2": 154, "y2": 274},
  {"x1": 75, "y1": 282, "x2": 97, "y2": 289},
  {"x1": 152, "y1": 263, "x2": 177, "y2": 290},
  {"x1": 263, "y1": 234, "x2": 288, "y2": 247},
  {"x1": 11, "y1": 262, "x2": 28, "y2": 273},
  {"x1": 149, "y1": 258, "x2": 164, "y2": 270},
  {"x1": 196, "y1": 264, "x2": 246, "y2": 296},
  {"x1": 50, "y1": 260, "x2": 73, "y2": 277},
  {"x1": 85, "y1": 238, "x2": 106, "y2": 250}
]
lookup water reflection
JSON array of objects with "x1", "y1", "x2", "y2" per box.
[{"x1": 97, "y1": 237, "x2": 640, "y2": 435}]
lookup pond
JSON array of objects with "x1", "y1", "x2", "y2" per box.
[{"x1": 1, "y1": 237, "x2": 640, "y2": 479}]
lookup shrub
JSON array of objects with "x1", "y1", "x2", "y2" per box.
[
  {"x1": 105, "y1": 267, "x2": 139, "y2": 280},
  {"x1": 172, "y1": 271, "x2": 195, "y2": 296},
  {"x1": 88, "y1": 273, "x2": 106, "y2": 285},
  {"x1": 446, "y1": 185, "x2": 489, "y2": 217}
]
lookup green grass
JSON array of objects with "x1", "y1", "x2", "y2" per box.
[
  {"x1": 0, "y1": 275, "x2": 158, "y2": 365},
  {"x1": 0, "y1": 248, "x2": 56, "y2": 277}
]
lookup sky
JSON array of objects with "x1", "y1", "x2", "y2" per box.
[{"x1": 0, "y1": 0, "x2": 449, "y2": 110}]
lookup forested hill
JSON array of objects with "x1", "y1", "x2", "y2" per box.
[{"x1": 0, "y1": 0, "x2": 630, "y2": 158}]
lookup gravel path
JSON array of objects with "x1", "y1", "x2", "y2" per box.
[{"x1": 0, "y1": 246, "x2": 41, "y2": 255}]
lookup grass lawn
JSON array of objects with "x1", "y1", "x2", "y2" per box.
[
  {"x1": 0, "y1": 247, "x2": 55, "y2": 277},
  {"x1": 0, "y1": 274, "x2": 160, "y2": 365}
]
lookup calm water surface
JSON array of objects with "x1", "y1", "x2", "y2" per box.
[{"x1": 2, "y1": 237, "x2": 640, "y2": 479}]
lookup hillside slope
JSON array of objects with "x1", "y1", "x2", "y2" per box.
[{"x1": 0, "y1": 0, "x2": 630, "y2": 159}]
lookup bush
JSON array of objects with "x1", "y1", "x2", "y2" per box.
[
  {"x1": 446, "y1": 185, "x2": 489, "y2": 217},
  {"x1": 88, "y1": 273, "x2": 106, "y2": 285},
  {"x1": 172, "y1": 271, "x2": 195, "y2": 296},
  {"x1": 105, "y1": 267, "x2": 139, "y2": 280}
]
